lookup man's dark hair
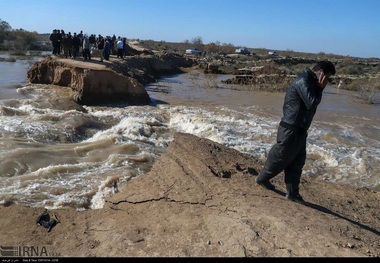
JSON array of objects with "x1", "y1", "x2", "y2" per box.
[{"x1": 312, "y1": 61, "x2": 336, "y2": 75}]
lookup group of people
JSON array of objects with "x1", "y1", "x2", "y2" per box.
[{"x1": 49, "y1": 29, "x2": 128, "y2": 61}]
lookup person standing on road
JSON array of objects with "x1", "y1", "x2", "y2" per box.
[
  {"x1": 116, "y1": 37, "x2": 124, "y2": 58},
  {"x1": 57, "y1": 29, "x2": 64, "y2": 55},
  {"x1": 82, "y1": 35, "x2": 91, "y2": 60},
  {"x1": 103, "y1": 37, "x2": 111, "y2": 61},
  {"x1": 97, "y1": 35, "x2": 105, "y2": 62},
  {"x1": 122, "y1": 37, "x2": 128, "y2": 57},
  {"x1": 49, "y1": 29, "x2": 59, "y2": 55},
  {"x1": 255, "y1": 60, "x2": 336, "y2": 204},
  {"x1": 71, "y1": 32, "x2": 81, "y2": 59},
  {"x1": 62, "y1": 32, "x2": 72, "y2": 58}
]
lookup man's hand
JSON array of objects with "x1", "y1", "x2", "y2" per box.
[{"x1": 317, "y1": 71, "x2": 329, "y2": 90}]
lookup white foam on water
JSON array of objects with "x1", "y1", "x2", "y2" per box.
[
  {"x1": 1, "y1": 98, "x2": 379, "y2": 209},
  {"x1": 1, "y1": 70, "x2": 379, "y2": 208},
  {"x1": 89, "y1": 174, "x2": 130, "y2": 209}
]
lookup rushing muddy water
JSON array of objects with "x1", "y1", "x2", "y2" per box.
[{"x1": 1, "y1": 57, "x2": 379, "y2": 210}]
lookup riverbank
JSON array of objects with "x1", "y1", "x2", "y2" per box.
[{"x1": 1, "y1": 49, "x2": 379, "y2": 258}]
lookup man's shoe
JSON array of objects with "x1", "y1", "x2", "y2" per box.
[
  {"x1": 255, "y1": 178, "x2": 276, "y2": 190},
  {"x1": 286, "y1": 193, "x2": 306, "y2": 204}
]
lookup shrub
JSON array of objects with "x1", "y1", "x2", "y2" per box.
[{"x1": 348, "y1": 78, "x2": 380, "y2": 104}]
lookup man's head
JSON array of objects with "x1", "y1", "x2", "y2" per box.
[
  {"x1": 312, "y1": 61, "x2": 336, "y2": 75},
  {"x1": 312, "y1": 61, "x2": 336, "y2": 89}
]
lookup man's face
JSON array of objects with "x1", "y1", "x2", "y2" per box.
[{"x1": 317, "y1": 70, "x2": 332, "y2": 89}]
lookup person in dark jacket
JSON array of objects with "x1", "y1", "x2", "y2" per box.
[
  {"x1": 103, "y1": 37, "x2": 111, "y2": 60},
  {"x1": 255, "y1": 60, "x2": 336, "y2": 204},
  {"x1": 97, "y1": 35, "x2": 105, "y2": 62},
  {"x1": 71, "y1": 32, "x2": 81, "y2": 59},
  {"x1": 82, "y1": 35, "x2": 91, "y2": 60},
  {"x1": 49, "y1": 29, "x2": 59, "y2": 55},
  {"x1": 62, "y1": 33, "x2": 72, "y2": 58}
]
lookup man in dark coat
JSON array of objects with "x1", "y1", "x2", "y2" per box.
[
  {"x1": 71, "y1": 32, "x2": 81, "y2": 59},
  {"x1": 255, "y1": 61, "x2": 336, "y2": 204},
  {"x1": 49, "y1": 29, "x2": 59, "y2": 55}
]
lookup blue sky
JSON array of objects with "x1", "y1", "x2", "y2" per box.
[{"x1": 1, "y1": 0, "x2": 379, "y2": 58}]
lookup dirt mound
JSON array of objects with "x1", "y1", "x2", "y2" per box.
[
  {"x1": 26, "y1": 52, "x2": 195, "y2": 105},
  {"x1": 27, "y1": 56, "x2": 150, "y2": 105},
  {"x1": 0, "y1": 132, "x2": 378, "y2": 257}
]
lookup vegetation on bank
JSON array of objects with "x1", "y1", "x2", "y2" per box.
[
  {"x1": 0, "y1": 19, "x2": 46, "y2": 53},
  {"x1": 1, "y1": 19, "x2": 379, "y2": 104}
]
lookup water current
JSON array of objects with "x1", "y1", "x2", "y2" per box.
[{"x1": 1, "y1": 56, "x2": 379, "y2": 210}]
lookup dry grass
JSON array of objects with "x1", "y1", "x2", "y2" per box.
[{"x1": 346, "y1": 78, "x2": 380, "y2": 104}]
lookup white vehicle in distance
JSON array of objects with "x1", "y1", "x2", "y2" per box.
[
  {"x1": 235, "y1": 48, "x2": 251, "y2": 55},
  {"x1": 185, "y1": 48, "x2": 202, "y2": 55},
  {"x1": 268, "y1": 51, "x2": 278, "y2": 56}
]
